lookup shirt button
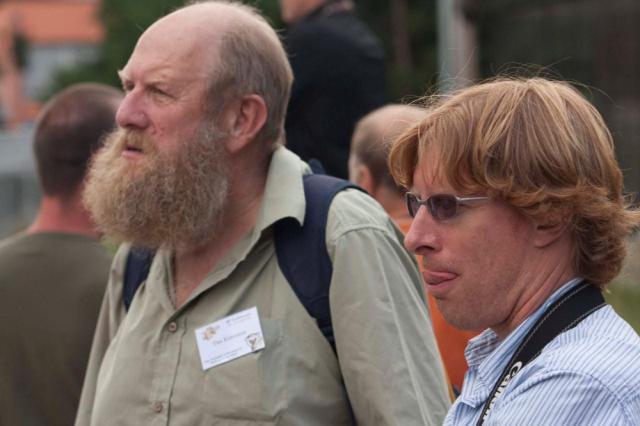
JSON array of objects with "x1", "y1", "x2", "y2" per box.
[
  {"x1": 167, "y1": 322, "x2": 178, "y2": 332},
  {"x1": 152, "y1": 402, "x2": 163, "y2": 413}
]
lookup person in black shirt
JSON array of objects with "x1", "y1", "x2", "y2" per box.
[{"x1": 281, "y1": 0, "x2": 386, "y2": 178}]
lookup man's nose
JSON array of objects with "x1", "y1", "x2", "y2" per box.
[
  {"x1": 404, "y1": 206, "x2": 440, "y2": 255},
  {"x1": 116, "y1": 92, "x2": 150, "y2": 130}
]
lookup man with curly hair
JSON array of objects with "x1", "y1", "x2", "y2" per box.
[{"x1": 390, "y1": 77, "x2": 640, "y2": 425}]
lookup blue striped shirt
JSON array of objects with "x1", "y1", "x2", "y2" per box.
[{"x1": 444, "y1": 279, "x2": 640, "y2": 425}]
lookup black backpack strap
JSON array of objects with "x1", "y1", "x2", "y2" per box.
[
  {"x1": 274, "y1": 173, "x2": 362, "y2": 351},
  {"x1": 477, "y1": 281, "x2": 606, "y2": 425},
  {"x1": 123, "y1": 247, "x2": 155, "y2": 311}
]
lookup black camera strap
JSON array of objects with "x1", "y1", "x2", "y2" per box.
[{"x1": 476, "y1": 281, "x2": 606, "y2": 425}]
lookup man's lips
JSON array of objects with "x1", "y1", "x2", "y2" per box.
[
  {"x1": 122, "y1": 145, "x2": 144, "y2": 159},
  {"x1": 422, "y1": 270, "x2": 458, "y2": 286},
  {"x1": 125, "y1": 143, "x2": 143, "y2": 153}
]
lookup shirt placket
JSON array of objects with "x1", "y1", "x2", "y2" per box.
[{"x1": 148, "y1": 314, "x2": 186, "y2": 425}]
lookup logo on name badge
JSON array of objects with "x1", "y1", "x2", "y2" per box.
[
  {"x1": 245, "y1": 333, "x2": 264, "y2": 351},
  {"x1": 201, "y1": 325, "x2": 220, "y2": 341}
]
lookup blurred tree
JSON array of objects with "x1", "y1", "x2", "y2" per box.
[
  {"x1": 256, "y1": 0, "x2": 438, "y2": 100},
  {"x1": 463, "y1": 0, "x2": 640, "y2": 194},
  {"x1": 48, "y1": 0, "x2": 437, "y2": 102},
  {"x1": 252, "y1": 0, "x2": 437, "y2": 102},
  {"x1": 46, "y1": 0, "x2": 186, "y2": 97},
  {"x1": 100, "y1": 0, "x2": 187, "y2": 82},
  {"x1": 357, "y1": 0, "x2": 438, "y2": 100}
]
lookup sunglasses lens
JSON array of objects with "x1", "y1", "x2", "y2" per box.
[
  {"x1": 407, "y1": 193, "x2": 463, "y2": 220},
  {"x1": 406, "y1": 193, "x2": 419, "y2": 217},
  {"x1": 430, "y1": 195, "x2": 458, "y2": 220}
]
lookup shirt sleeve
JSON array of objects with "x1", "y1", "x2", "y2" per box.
[
  {"x1": 487, "y1": 370, "x2": 636, "y2": 426},
  {"x1": 327, "y1": 191, "x2": 451, "y2": 425},
  {"x1": 75, "y1": 245, "x2": 128, "y2": 426}
]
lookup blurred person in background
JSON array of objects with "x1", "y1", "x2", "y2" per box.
[
  {"x1": 390, "y1": 77, "x2": 640, "y2": 425},
  {"x1": 281, "y1": 0, "x2": 386, "y2": 178},
  {"x1": 349, "y1": 103, "x2": 478, "y2": 395},
  {"x1": 0, "y1": 83, "x2": 122, "y2": 426},
  {"x1": 75, "y1": 2, "x2": 450, "y2": 425}
]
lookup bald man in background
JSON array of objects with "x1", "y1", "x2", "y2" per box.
[{"x1": 349, "y1": 104, "x2": 478, "y2": 394}]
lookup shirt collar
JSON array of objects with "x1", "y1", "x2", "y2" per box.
[
  {"x1": 255, "y1": 146, "x2": 309, "y2": 232},
  {"x1": 464, "y1": 277, "x2": 584, "y2": 390},
  {"x1": 215, "y1": 146, "x2": 309, "y2": 273}
]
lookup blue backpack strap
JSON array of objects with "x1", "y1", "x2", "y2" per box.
[
  {"x1": 307, "y1": 158, "x2": 326, "y2": 174},
  {"x1": 123, "y1": 247, "x2": 155, "y2": 311},
  {"x1": 274, "y1": 173, "x2": 361, "y2": 351}
]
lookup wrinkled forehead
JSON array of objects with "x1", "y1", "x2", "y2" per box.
[
  {"x1": 134, "y1": 4, "x2": 235, "y2": 68},
  {"x1": 139, "y1": 17, "x2": 220, "y2": 64}
]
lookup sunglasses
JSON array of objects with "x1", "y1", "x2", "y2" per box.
[{"x1": 405, "y1": 192, "x2": 490, "y2": 220}]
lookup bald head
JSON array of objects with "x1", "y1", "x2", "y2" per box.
[
  {"x1": 138, "y1": 0, "x2": 293, "y2": 145},
  {"x1": 350, "y1": 104, "x2": 427, "y2": 194},
  {"x1": 139, "y1": 1, "x2": 249, "y2": 55},
  {"x1": 34, "y1": 83, "x2": 122, "y2": 199}
]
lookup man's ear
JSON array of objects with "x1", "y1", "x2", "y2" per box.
[
  {"x1": 354, "y1": 164, "x2": 376, "y2": 196},
  {"x1": 223, "y1": 94, "x2": 268, "y2": 154},
  {"x1": 532, "y1": 217, "x2": 571, "y2": 248}
]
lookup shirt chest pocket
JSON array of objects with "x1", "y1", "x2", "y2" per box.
[{"x1": 177, "y1": 319, "x2": 287, "y2": 422}]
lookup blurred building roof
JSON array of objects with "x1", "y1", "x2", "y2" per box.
[{"x1": 0, "y1": 0, "x2": 104, "y2": 45}]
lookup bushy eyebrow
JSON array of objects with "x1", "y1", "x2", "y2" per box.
[{"x1": 116, "y1": 69, "x2": 176, "y2": 93}]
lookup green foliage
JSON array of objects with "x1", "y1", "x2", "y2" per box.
[
  {"x1": 605, "y1": 281, "x2": 640, "y2": 333},
  {"x1": 100, "y1": 0, "x2": 186, "y2": 78},
  {"x1": 608, "y1": 234, "x2": 640, "y2": 333},
  {"x1": 13, "y1": 33, "x2": 29, "y2": 70},
  {"x1": 257, "y1": 0, "x2": 439, "y2": 101},
  {"x1": 358, "y1": 0, "x2": 438, "y2": 101},
  {"x1": 47, "y1": 0, "x2": 438, "y2": 104},
  {"x1": 47, "y1": 0, "x2": 186, "y2": 98},
  {"x1": 41, "y1": 57, "x2": 112, "y2": 99},
  {"x1": 253, "y1": 0, "x2": 282, "y2": 27}
]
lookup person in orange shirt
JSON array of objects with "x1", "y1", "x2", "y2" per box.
[{"x1": 349, "y1": 104, "x2": 478, "y2": 394}]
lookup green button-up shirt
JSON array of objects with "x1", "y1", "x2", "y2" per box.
[{"x1": 76, "y1": 147, "x2": 450, "y2": 425}]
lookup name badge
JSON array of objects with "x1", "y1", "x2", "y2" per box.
[{"x1": 195, "y1": 306, "x2": 265, "y2": 371}]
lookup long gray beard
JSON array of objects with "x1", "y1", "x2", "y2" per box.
[{"x1": 83, "y1": 126, "x2": 229, "y2": 250}]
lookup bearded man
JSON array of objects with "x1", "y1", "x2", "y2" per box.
[{"x1": 75, "y1": 1, "x2": 450, "y2": 425}]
